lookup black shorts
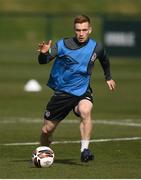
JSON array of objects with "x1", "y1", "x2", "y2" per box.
[{"x1": 44, "y1": 90, "x2": 93, "y2": 121}]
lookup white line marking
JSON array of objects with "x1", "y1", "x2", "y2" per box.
[
  {"x1": 2, "y1": 137, "x2": 141, "y2": 146},
  {"x1": 95, "y1": 120, "x2": 141, "y2": 127},
  {"x1": 0, "y1": 117, "x2": 141, "y2": 127}
]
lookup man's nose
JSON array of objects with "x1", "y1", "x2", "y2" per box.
[{"x1": 80, "y1": 31, "x2": 83, "y2": 35}]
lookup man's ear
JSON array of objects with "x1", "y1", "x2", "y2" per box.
[{"x1": 89, "y1": 26, "x2": 92, "y2": 34}]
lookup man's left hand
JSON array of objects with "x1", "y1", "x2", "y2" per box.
[{"x1": 106, "y1": 79, "x2": 116, "y2": 91}]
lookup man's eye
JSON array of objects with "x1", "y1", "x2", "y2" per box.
[
  {"x1": 83, "y1": 29, "x2": 88, "y2": 32},
  {"x1": 76, "y1": 29, "x2": 88, "y2": 32}
]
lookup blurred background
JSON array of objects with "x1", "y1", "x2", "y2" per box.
[{"x1": 0, "y1": 0, "x2": 141, "y2": 120}]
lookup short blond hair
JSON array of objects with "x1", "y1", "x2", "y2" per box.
[{"x1": 74, "y1": 14, "x2": 91, "y2": 24}]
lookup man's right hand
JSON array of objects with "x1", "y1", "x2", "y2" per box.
[{"x1": 37, "y1": 40, "x2": 52, "y2": 54}]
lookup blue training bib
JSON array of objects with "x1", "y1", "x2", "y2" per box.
[{"x1": 47, "y1": 38, "x2": 96, "y2": 96}]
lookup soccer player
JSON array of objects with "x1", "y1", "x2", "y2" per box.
[{"x1": 37, "y1": 14, "x2": 116, "y2": 162}]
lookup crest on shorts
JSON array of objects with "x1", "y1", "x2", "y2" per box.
[{"x1": 45, "y1": 110, "x2": 50, "y2": 118}]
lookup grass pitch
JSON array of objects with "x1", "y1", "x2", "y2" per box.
[
  {"x1": 0, "y1": 19, "x2": 141, "y2": 178},
  {"x1": 0, "y1": 118, "x2": 141, "y2": 178},
  {"x1": 0, "y1": 57, "x2": 141, "y2": 178}
]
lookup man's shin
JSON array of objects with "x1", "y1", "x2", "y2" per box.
[{"x1": 40, "y1": 132, "x2": 52, "y2": 146}]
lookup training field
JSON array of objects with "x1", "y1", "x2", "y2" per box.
[
  {"x1": 0, "y1": 117, "x2": 141, "y2": 178},
  {"x1": 0, "y1": 50, "x2": 141, "y2": 178}
]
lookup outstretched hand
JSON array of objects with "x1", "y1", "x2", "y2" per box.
[
  {"x1": 106, "y1": 79, "x2": 116, "y2": 91},
  {"x1": 37, "y1": 40, "x2": 52, "y2": 54}
]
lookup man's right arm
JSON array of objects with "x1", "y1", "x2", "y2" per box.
[
  {"x1": 38, "y1": 42, "x2": 58, "y2": 64},
  {"x1": 38, "y1": 52, "x2": 54, "y2": 64}
]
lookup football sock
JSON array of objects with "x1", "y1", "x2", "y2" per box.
[{"x1": 80, "y1": 140, "x2": 90, "y2": 152}]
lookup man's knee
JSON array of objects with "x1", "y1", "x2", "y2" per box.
[
  {"x1": 41, "y1": 120, "x2": 58, "y2": 134},
  {"x1": 77, "y1": 99, "x2": 93, "y2": 118},
  {"x1": 41, "y1": 124, "x2": 53, "y2": 135},
  {"x1": 79, "y1": 106, "x2": 92, "y2": 119}
]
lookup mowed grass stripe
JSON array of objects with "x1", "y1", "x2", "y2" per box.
[
  {"x1": 0, "y1": 117, "x2": 141, "y2": 127},
  {"x1": 2, "y1": 136, "x2": 141, "y2": 146}
]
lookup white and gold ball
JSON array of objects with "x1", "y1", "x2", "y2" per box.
[{"x1": 32, "y1": 146, "x2": 55, "y2": 168}]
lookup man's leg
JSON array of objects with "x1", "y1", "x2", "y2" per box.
[
  {"x1": 40, "y1": 119, "x2": 59, "y2": 146},
  {"x1": 75, "y1": 99, "x2": 94, "y2": 162}
]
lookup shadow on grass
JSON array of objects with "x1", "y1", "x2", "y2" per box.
[
  {"x1": 12, "y1": 158, "x2": 88, "y2": 166},
  {"x1": 54, "y1": 158, "x2": 87, "y2": 166},
  {"x1": 12, "y1": 159, "x2": 31, "y2": 163}
]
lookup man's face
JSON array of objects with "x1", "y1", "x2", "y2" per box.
[{"x1": 74, "y1": 22, "x2": 92, "y2": 43}]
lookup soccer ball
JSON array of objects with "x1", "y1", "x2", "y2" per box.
[{"x1": 32, "y1": 146, "x2": 55, "y2": 168}]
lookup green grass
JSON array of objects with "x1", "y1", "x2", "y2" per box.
[
  {"x1": 0, "y1": 56, "x2": 141, "y2": 119},
  {"x1": 0, "y1": 55, "x2": 141, "y2": 178},
  {"x1": 0, "y1": 120, "x2": 141, "y2": 178}
]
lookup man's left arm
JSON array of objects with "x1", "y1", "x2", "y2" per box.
[{"x1": 95, "y1": 43, "x2": 116, "y2": 91}]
